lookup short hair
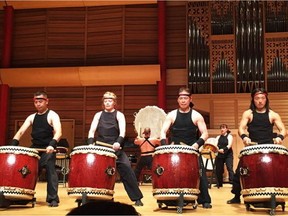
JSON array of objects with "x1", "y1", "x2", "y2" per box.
[{"x1": 34, "y1": 91, "x2": 48, "y2": 98}]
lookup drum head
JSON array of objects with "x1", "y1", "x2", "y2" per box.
[{"x1": 134, "y1": 106, "x2": 166, "y2": 139}]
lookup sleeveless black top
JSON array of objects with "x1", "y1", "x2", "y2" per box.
[
  {"x1": 96, "y1": 110, "x2": 119, "y2": 144},
  {"x1": 31, "y1": 110, "x2": 54, "y2": 148},
  {"x1": 170, "y1": 109, "x2": 199, "y2": 145},
  {"x1": 247, "y1": 110, "x2": 274, "y2": 144},
  {"x1": 217, "y1": 133, "x2": 233, "y2": 158}
]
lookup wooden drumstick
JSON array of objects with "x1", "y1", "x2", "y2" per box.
[
  {"x1": 33, "y1": 148, "x2": 57, "y2": 152},
  {"x1": 95, "y1": 141, "x2": 113, "y2": 148},
  {"x1": 248, "y1": 142, "x2": 258, "y2": 145}
]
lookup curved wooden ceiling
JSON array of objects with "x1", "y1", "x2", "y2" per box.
[{"x1": 0, "y1": 0, "x2": 157, "y2": 10}]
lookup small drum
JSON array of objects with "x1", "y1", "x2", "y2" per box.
[
  {"x1": 239, "y1": 144, "x2": 288, "y2": 202},
  {"x1": 0, "y1": 146, "x2": 39, "y2": 200},
  {"x1": 200, "y1": 137, "x2": 218, "y2": 159},
  {"x1": 152, "y1": 145, "x2": 200, "y2": 201},
  {"x1": 67, "y1": 145, "x2": 117, "y2": 200}
]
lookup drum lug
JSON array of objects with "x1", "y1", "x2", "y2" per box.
[
  {"x1": 239, "y1": 167, "x2": 249, "y2": 176},
  {"x1": 105, "y1": 166, "x2": 116, "y2": 176},
  {"x1": 155, "y1": 165, "x2": 164, "y2": 176},
  {"x1": 18, "y1": 165, "x2": 31, "y2": 178}
]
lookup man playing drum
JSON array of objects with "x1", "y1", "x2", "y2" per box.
[
  {"x1": 227, "y1": 87, "x2": 286, "y2": 204},
  {"x1": 87, "y1": 91, "x2": 144, "y2": 206},
  {"x1": 160, "y1": 87, "x2": 212, "y2": 209},
  {"x1": 134, "y1": 127, "x2": 160, "y2": 182},
  {"x1": 10, "y1": 91, "x2": 62, "y2": 207}
]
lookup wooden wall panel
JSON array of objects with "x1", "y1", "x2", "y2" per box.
[
  {"x1": 0, "y1": 10, "x2": 5, "y2": 62},
  {"x1": 212, "y1": 100, "x2": 236, "y2": 128}
]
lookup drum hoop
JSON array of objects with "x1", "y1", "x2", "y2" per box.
[
  {"x1": 0, "y1": 186, "x2": 36, "y2": 195},
  {"x1": 67, "y1": 187, "x2": 115, "y2": 196},
  {"x1": 241, "y1": 187, "x2": 288, "y2": 200},
  {"x1": 152, "y1": 188, "x2": 200, "y2": 195},
  {"x1": 239, "y1": 144, "x2": 288, "y2": 158},
  {"x1": 154, "y1": 145, "x2": 199, "y2": 156},
  {"x1": 0, "y1": 146, "x2": 40, "y2": 159},
  {"x1": 70, "y1": 146, "x2": 117, "y2": 158}
]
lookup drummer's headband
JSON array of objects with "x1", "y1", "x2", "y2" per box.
[
  {"x1": 178, "y1": 93, "x2": 191, "y2": 97},
  {"x1": 33, "y1": 97, "x2": 48, "y2": 101}
]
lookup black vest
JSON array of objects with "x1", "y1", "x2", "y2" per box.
[
  {"x1": 170, "y1": 109, "x2": 199, "y2": 145},
  {"x1": 31, "y1": 110, "x2": 54, "y2": 148}
]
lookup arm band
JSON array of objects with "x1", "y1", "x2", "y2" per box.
[
  {"x1": 10, "y1": 139, "x2": 19, "y2": 146},
  {"x1": 49, "y1": 139, "x2": 57, "y2": 148},
  {"x1": 240, "y1": 134, "x2": 248, "y2": 140},
  {"x1": 277, "y1": 134, "x2": 284, "y2": 140},
  {"x1": 116, "y1": 136, "x2": 124, "y2": 145},
  {"x1": 196, "y1": 138, "x2": 205, "y2": 147},
  {"x1": 87, "y1": 137, "x2": 94, "y2": 145},
  {"x1": 160, "y1": 139, "x2": 167, "y2": 145}
]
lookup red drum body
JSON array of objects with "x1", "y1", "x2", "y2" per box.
[
  {"x1": 239, "y1": 144, "x2": 288, "y2": 202},
  {"x1": 67, "y1": 145, "x2": 117, "y2": 200},
  {"x1": 152, "y1": 145, "x2": 200, "y2": 201},
  {"x1": 0, "y1": 146, "x2": 39, "y2": 200}
]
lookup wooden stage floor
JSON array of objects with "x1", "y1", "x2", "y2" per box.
[{"x1": 0, "y1": 182, "x2": 287, "y2": 215}]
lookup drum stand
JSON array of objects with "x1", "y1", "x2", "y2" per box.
[
  {"x1": 75, "y1": 193, "x2": 114, "y2": 207},
  {"x1": 157, "y1": 193, "x2": 197, "y2": 214},
  {"x1": 244, "y1": 194, "x2": 285, "y2": 216},
  {"x1": 0, "y1": 192, "x2": 36, "y2": 208},
  {"x1": 200, "y1": 151, "x2": 217, "y2": 188}
]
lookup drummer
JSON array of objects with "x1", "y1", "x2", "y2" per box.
[
  {"x1": 133, "y1": 127, "x2": 160, "y2": 182},
  {"x1": 10, "y1": 91, "x2": 62, "y2": 207},
  {"x1": 227, "y1": 87, "x2": 287, "y2": 204},
  {"x1": 214, "y1": 124, "x2": 234, "y2": 188},
  {"x1": 87, "y1": 91, "x2": 144, "y2": 206},
  {"x1": 160, "y1": 87, "x2": 212, "y2": 209}
]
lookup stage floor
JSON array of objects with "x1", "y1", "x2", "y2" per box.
[{"x1": 1, "y1": 182, "x2": 287, "y2": 215}]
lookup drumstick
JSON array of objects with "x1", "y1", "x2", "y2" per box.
[
  {"x1": 33, "y1": 148, "x2": 57, "y2": 152},
  {"x1": 248, "y1": 142, "x2": 258, "y2": 145},
  {"x1": 95, "y1": 141, "x2": 113, "y2": 148}
]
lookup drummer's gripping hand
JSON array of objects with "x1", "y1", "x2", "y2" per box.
[
  {"x1": 46, "y1": 146, "x2": 55, "y2": 154},
  {"x1": 87, "y1": 137, "x2": 95, "y2": 145},
  {"x1": 113, "y1": 142, "x2": 121, "y2": 151},
  {"x1": 10, "y1": 139, "x2": 19, "y2": 146},
  {"x1": 191, "y1": 143, "x2": 199, "y2": 150},
  {"x1": 274, "y1": 137, "x2": 283, "y2": 144},
  {"x1": 243, "y1": 137, "x2": 251, "y2": 146}
]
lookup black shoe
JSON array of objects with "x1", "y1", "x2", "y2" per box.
[
  {"x1": 202, "y1": 203, "x2": 212, "y2": 208},
  {"x1": 213, "y1": 184, "x2": 222, "y2": 188},
  {"x1": 135, "y1": 200, "x2": 143, "y2": 206},
  {"x1": 227, "y1": 197, "x2": 240, "y2": 204},
  {"x1": 48, "y1": 200, "x2": 59, "y2": 207}
]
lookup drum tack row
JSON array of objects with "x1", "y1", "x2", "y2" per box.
[{"x1": 1, "y1": 144, "x2": 288, "y2": 214}]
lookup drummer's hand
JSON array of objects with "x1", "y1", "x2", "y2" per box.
[
  {"x1": 274, "y1": 137, "x2": 283, "y2": 144},
  {"x1": 243, "y1": 137, "x2": 251, "y2": 146},
  {"x1": 113, "y1": 142, "x2": 121, "y2": 151},
  {"x1": 46, "y1": 146, "x2": 55, "y2": 154},
  {"x1": 218, "y1": 149, "x2": 224, "y2": 154},
  {"x1": 191, "y1": 143, "x2": 199, "y2": 150}
]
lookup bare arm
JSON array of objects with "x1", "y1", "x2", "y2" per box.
[
  {"x1": 191, "y1": 111, "x2": 208, "y2": 150},
  {"x1": 88, "y1": 112, "x2": 101, "y2": 139},
  {"x1": 116, "y1": 111, "x2": 126, "y2": 138},
  {"x1": 160, "y1": 110, "x2": 176, "y2": 141},
  {"x1": 12, "y1": 114, "x2": 34, "y2": 141},
  {"x1": 238, "y1": 109, "x2": 252, "y2": 146},
  {"x1": 49, "y1": 111, "x2": 62, "y2": 142},
  {"x1": 271, "y1": 110, "x2": 287, "y2": 144}
]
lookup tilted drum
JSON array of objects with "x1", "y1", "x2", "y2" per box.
[
  {"x1": 239, "y1": 144, "x2": 288, "y2": 202},
  {"x1": 152, "y1": 145, "x2": 200, "y2": 201},
  {"x1": 67, "y1": 145, "x2": 117, "y2": 200},
  {"x1": 0, "y1": 146, "x2": 39, "y2": 200}
]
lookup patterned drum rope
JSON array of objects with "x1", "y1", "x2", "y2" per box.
[
  {"x1": 70, "y1": 145, "x2": 117, "y2": 159},
  {"x1": 0, "y1": 146, "x2": 40, "y2": 159},
  {"x1": 239, "y1": 144, "x2": 288, "y2": 158},
  {"x1": 154, "y1": 145, "x2": 199, "y2": 156}
]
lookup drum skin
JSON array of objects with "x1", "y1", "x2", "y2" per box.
[
  {"x1": 239, "y1": 144, "x2": 288, "y2": 202},
  {"x1": 152, "y1": 145, "x2": 200, "y2": 201},
  {"x1": 0, "y1": 146, "x2": 39, "y2": 200},
  {"x1": 67, "y1": 145, "x2": 117, "y2": 200}
]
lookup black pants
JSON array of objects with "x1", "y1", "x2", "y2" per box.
[
  {"x1": 230, "y1": 162, "x2": 241, "y2": 197},
  {"x1": 197, "y1": 157, "x2": 212, "y2": 204},
  {"x1": 215, "y1": 154, "x2": 234, "y2": 186},
  {"x1": 116, "y1": 150, "x2": 143, "y2": 201},
  {"x1": 134, "y1": 155, "x2": 152, "y2": 180},
  {"x1": 38, "y1": 152, "x2": 59, "y2": 203}
]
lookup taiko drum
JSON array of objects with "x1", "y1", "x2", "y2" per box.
[
  {"x1": 152, "y1": 145, "x2": 200, "y2": 201},
  {"x1": 0, "y1": 146, "x2": 39, "y2": 200},
  {"x1": 67, "y1": 145, "x2": 117, "y2": 200},
  {"x1": 239, "y1": 144, "x2": 288, "y2": 202}
]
